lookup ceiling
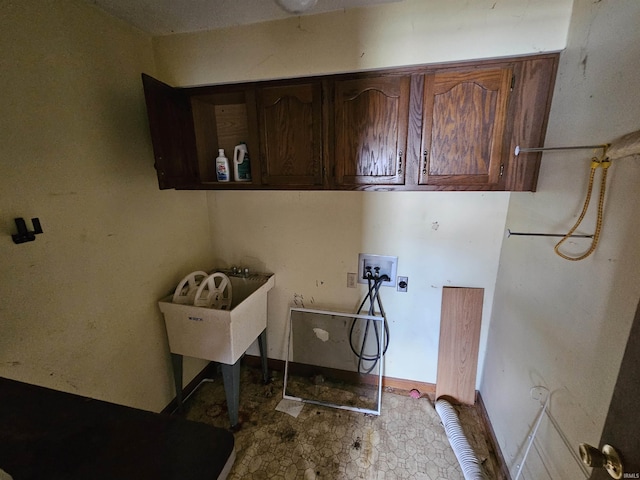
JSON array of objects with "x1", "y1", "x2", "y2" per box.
[{"x1": 86, "y1": 0, "x2": 403, "y2": 36}]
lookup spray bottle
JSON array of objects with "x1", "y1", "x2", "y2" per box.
[
  {"x1": 216, "y1": 149, "x2": 230, "y2": 182},
  {"x1": 233, "y1": 142, "x2": 252, "y2": 182}
]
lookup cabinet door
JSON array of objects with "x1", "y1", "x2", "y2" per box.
[
  {"x1": 141, "y1": 74, "x2": 198, "y2": 189},
  {"x1": 334, "y1": 76, "x2": 410, "y2": 187},
  {"x1": 257, "y1": 82, "x2": 323, "y2": 186},
  {"x1": 420, "y1": 67, "x2": 512, "y2": 187},
  {"x1": 504, "y1": 56, "x2": 558, "y2": 191}
]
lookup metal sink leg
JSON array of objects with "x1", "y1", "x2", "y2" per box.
[
  {"x1": 258, "y1": 328, "x2": 269, "y2": 384},
  {"x1": 171, "y1": 353, "x2": 184, "y2": 413},
  {"x1": 220, "y1": 358, "x2": 241, "y2": 428}
]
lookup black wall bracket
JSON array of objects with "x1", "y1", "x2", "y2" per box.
[{"x1": 12, "y1": 217, "x2": 43, "y2": 244}]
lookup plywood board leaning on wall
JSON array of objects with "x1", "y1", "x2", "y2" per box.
[{"x1": 436, "y1": 287, "x2": 484, "y2": 405}]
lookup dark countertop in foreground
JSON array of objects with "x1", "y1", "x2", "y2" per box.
[{"x1": 0, "y1": 377, "x2": 234, "y2": 480}]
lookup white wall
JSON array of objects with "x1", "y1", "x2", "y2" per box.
[
  {"x1": 153, "y1": 0, "x2": 572, "y2": 386},
  {"x1": 481, "y1": 0, "x2": 640, "y2": 476},
  {"x1": 0, "y1": 1, "x2": 212, "y2": 411}
]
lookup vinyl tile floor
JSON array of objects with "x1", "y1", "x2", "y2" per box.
[{"x1": 181, "y1": 365, "x2": 500, "y2": 480}]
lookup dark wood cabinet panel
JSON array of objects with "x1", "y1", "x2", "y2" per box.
[
  {"x1": 257, "y1": 82, "x2": 323, "y2": 186},
  {"x1": 334, "y1": 75, "x2": 410, "y2": 187},
  {"x1": 420, "y1": 67, "x2": 512, "y2": 187},
  {"x1": 141, "y1": 74, "x2": 198, "y2": 189},
  {"x1": 503, "y1": 56, "x2": 559, "y2": 191}
]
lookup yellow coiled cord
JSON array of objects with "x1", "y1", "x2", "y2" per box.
[{"x1": 554, "y1": 154, "x2": 611, "y2": 261}]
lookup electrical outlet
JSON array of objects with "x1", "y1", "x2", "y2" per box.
[
  {"x1": 357, "y1": 254, "x2": 397, "y2": 287},
  {"x1": 397, "y1": 276, "x2": 408, "y2": 292},
  {"x1": 347, "y1": 272, "x2": 357, "y2": 288}
]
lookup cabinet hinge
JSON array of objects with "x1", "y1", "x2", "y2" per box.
[
  {"x1": 510, "y1": 75, "x2": 515, "y2": 91},
  {"x1": 500, "y1": 163, "x2": 504, "y2": 177}
]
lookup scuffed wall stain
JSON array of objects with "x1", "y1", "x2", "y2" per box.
[
  {"x1": 48, "y1": 191, "x2": 78, "y2": 196},
  {"x1": 581, "y1": 54, "x2": 588, "y2": 77},
  {"x1": 293, "y1": 293, "x2": 305, "y2": 308},
  {"x1": 253, "y1": 54, "x2": 275, "y2": 70}
]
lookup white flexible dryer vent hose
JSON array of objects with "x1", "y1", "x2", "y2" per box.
[{"x1": 435, "y1": 398, "x2": 486, "y2": 480}]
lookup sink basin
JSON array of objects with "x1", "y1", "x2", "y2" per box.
[{"x1": 159, "y1": 272, "x2": 275, "y2": 365}]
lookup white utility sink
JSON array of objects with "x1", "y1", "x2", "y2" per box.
[{"x1": 159, "y1": 272, "x2": 275, "y2": 365}]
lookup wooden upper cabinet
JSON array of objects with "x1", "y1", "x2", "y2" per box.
[
  {"x1": 141, "y1": 74, "x2": 199, "y2": 189},
  {"x1": 141, "y1": 53, "x2": 557, "y2": 191},
  {"x1": 257, "y1": 82, "x2": 323, "y2": 186},
  {"x1": 334, "y1": 75, "x2": 411, "y2": 187},
  {"x1": 419, "y1": 67, "x2": 512, "y2": 187}
]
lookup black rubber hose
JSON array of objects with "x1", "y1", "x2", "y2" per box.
[{"x1": 349, "y1": 275, "x2": 390, "y2": 373}]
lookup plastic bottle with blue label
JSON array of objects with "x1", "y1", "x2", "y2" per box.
[
  {"x1": 216, "y1": 149, "x2": 230, "y2": 182},
  {"x1": 233, "y1": 142, "x2": 252, "y2": 182}
]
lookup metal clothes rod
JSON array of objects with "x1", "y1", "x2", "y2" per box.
[
  {"x1": 507, "y1": 229, "x2": 594, "y2": 239},
  {"x1": 514, "y1": 145, "x2": 608, "y2": 156}
]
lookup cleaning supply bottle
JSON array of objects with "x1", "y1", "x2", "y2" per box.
[
  {"x1": 215, "y1": 149, "x2": 230, "y2": 182},
  {"x1": 233, "y1": 142, "x2": 252, "y2": 182}
]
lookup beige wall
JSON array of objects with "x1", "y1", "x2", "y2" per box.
[
  {"x1": 482, "y1": 0, "x2": 640, "y2": 476},
  {"x1": 153, "y1": 0, "x2": 572, "y2": 386},
  {"x1": 206, "y1": 191, "x2": 509, "y2": 383},
  {"x1": 0, "y1": 1, "x2": 212, "y2": 411},
  {"x1": 154, "y1": 0, "x2": 571, "y2": 86}
]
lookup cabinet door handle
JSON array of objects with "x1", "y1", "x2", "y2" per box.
[
  {"x1": 422, "y1": 150, "x2": 428, "y2": 175},
  {"x1": 397, "y1": 151, "x2": 403, "y2": 175}
]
